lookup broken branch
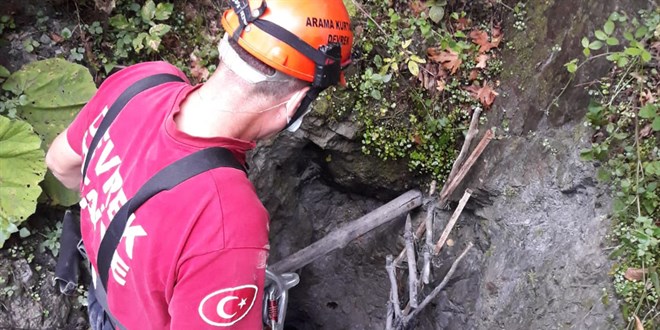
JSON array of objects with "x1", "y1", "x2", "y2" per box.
[
  {"x1": 439, "y1": 107, "x2": 482, "y2": 199},
  {"x1": 385, "y1": 255, "x2": 402, "y2": 319},
  {"x1": 403, "y1": 242, "x2": 474, "y2": 324},
  {"x1": 434, "y1": 190, "x2": 472, "y2": 255},
  {"x1": 404, "y1": 215, "x2": 418, "y2": 309}
]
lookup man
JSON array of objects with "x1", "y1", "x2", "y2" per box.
[{"x1": 45, "y1": 1, "x2": 353, "y2": 328}]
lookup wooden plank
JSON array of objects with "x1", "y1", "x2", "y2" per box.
[{"x1": 271, "y1": 190, "x2": 423, "y2": 273}]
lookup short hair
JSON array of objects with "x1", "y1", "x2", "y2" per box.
[{"x1": 225, "y1": 38, "x2": 307, "y2": 99}]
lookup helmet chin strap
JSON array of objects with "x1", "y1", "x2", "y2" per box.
[{"x1": 282, "y1": 87, "x2": 323, "y2": 131}]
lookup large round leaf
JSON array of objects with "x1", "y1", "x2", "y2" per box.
[
  {"x1": 0, "y1": 116, "x2": 46, "y2": 247},
  {"x1": 2, "y1": 58, "x2": 97, "y2": 206}
]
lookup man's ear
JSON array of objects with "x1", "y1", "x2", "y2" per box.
[{"x1": 284, "y1": 86, "x2": 311, "y2": 119}]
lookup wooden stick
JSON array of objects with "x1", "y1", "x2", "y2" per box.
[
  {"x1": 385, "y1": 255, "x2": 402, "y2": 319},
  {"x1": 422, "y1": 207, "x2": 434, "y2": 284},
  {"x1": 434, "y1": 190, "x2": 472, "y2": 255},
  {"x1": 396, "y1": 129, "x2": 493, "y2": 266},
  {"x1": 403, "y1": 243, "x2": 474, "y2": 325},
  {"x1": 437, "y1": 130, "x2": 493, "y2": 206},
  {"x1": 439, "y1": 107, "x2": 482, "y2": 199},
  {"x1": 271, "y1": 190, "x2": 422, "y2": 273},
  {"x1": 404, "y1": 215, "x2": 418, "y2": 309}
]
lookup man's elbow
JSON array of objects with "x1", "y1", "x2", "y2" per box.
[{"x1": 45, "y1": 149, "x2": 81, "y2": 190}]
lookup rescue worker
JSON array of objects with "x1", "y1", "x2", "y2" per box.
[{"x1": 45, "y1": 1, "x2": 353, "y2": 328}]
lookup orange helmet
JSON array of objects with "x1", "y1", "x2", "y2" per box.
[{"x1": 221, "y1": 0, "x2": 353, "y2": 87}]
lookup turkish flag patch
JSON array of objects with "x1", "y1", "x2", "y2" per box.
[{"x1": 198, "y1": 285, "x2": 258, "y2": 327}]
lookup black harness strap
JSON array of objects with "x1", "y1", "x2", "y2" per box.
[
  {"x1": 97, "y1": 147, "x2": 245, "y2": 289},
  {"x1": 81, "y1": 73, "x2": 185, "y2": 180}
]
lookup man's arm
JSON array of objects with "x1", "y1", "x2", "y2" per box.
[{"x1": 46, "y1": 128, "x2": 83, "y2": 190}]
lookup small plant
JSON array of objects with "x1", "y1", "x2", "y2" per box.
[
  {"x1": 340, "y1": 0, "x2": 503, "y2": 180},
  {"x1": 108, "y1": 0, "x2": 174, "y2": 59},
  {"x1": 568, "y1": 9, "x2": 659, "y2": 329},
  {"x1": 39, "y1": 220, "x2": 63, "y2": 258},
  {"x1": 0, "y1": 15, "x2": 15, "y2": 35}
]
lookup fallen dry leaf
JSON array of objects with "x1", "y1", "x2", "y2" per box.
[
  {"x1": 491, "y1": 25, "x2": 503, "y2": 48},
  {"x1": 624, "y1": 267, "x2": 648, "y2": 281},
  {"x1": 428, "y1": 47, "x2": 462, "y2": 75},
  {"x1": 469, "y1": 69, "x2": 479, "y2": 81},
  {"x1": 476, "y1": 54, "x2": 489, "y2": 69},
  {"x1": 465, "y1": 82, "x2": 499, "y2": 108},
  {"x1": 470, "y1": 28, "x2": 503, "y2": 53},
  {"x1": 50, "y1": 33, "x2": 63, "y2": 43},
  {"x1": 639, "y1": 89, "x2": 656, "y2": 105},
  {"x1": 640, "y1": 124, "x2": 653, "y2": 139},
  {"x1": 455, "y1": 17, "x2": 471, "y2": 31},
  {"x1": 634, "y1": 314, "x2": 644, "y2": 330},
  {"x1": 436, "y1": 79, "x2": 446, "y2": 92},
  {"x1": 409, "y1": 0, "x2": 426, "y2": 15}
]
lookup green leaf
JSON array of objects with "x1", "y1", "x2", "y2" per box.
[
  {"x1": 588, "y1": 40, "x2": 603, "y2": 50},
  {"x1": 595, "y1": 30, "x2": 607, "y2": 40},
  {"x1": 651, "y1": 270, "x2": 660, "y2": 298},
  {"x1": 623, "y1": 31, "x2": 634, "y2": 41},
  {"x1": 596, "y1": 168, "x2": 611, "y2": 181},
  {"x1": 640, "y1": 50, "x2": 651, "y2": 62},
  {"x1": 580, "y1": 149, "x2": 593, "y2": 161},
  {"x1": 60, "y1": 27, "x2": 72, "y2": 39},
  {"x1": 370, "y1": 89, "x2": 381, "y2": 100},
  {"x1": 149, "y1": 24, "x2": 171, "y2": 37},
  {"x1": 154, "y1": 2, "x2": 174, "y2": 21},
  {"x1": 408, "y1": 60, "x2": 420, "y2": 77},
  {"x1": 634, "y1": 26, "x2": 648, "y2": 39},
  {"x1": 617, "y1": 56, "x2": 629, "y2": 67},
  {"x1": 606, "y1": 37, "x2": 619, "y2": 46},
  {"x1": 0, "y1": 116, "x2": 47, "y2": 247},
  {"x1": 145, "y1": 35, "x2": 162, "y2": 52},
  {"x1": 141, "y1": 0, "x2": 156, "y2": 22},
  {"x1": 565, "y1": 59, "x2": 578, "y2": 73},
  {"x1": 581, "y1": 37, "x2": 590, "y2": 48},
  {"x1": 652, "y1": 117, "x2": 660, "y2": 131},
  {"x1": 401, "y1": 39, "x2": 412, "y2": 49},
  {"x1": 0, "y1": 65, "x2": 9, "y2": 79},
  {"x1": 603, "y1": 21, "x2": 615, "y2": 35},
  {"x1": 624, "y1": 47, "x2": 642, "y2": 56},
  {"x1": 109, "y1": 14, "x2": 130, "y2": 30},
  {"x1": 2, "y1": 59, "x2": 95, "y2": 206},
  {"x1": 639, "y1": 104, "x2": 657, "y2": 119},
  {"x1": 410, "y1": 54, "x2": 426, "y2": 64},
  {"x1": 429, "y1": 5, "x2": 445, "y2": 24},
  {"x1": 19, "y1": 227, "x2": 30, "y2": 238},
  {"x1": 583, "y1": 47, "x2": 591, "y2": 57},
  {"x1": 133, "y1": 32, "x2": 148, "y2": 52}
]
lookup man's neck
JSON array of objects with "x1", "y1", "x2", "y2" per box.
[{"x1": 177, "y1": 74, "x2": 260, "y2": 141}]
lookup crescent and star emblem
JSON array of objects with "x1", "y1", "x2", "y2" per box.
[{"x1": 198, "y1": 285, "x2": 258, "y2": 327}]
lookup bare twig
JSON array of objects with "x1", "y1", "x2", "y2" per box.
[
  {"x1": 422, "y1": 207, "x2": 434, "y2": 284},
  {"x1": 350, "y1": 0, "x2": 387, "y2": 35},
  {"x1": 385, "y1": 255, "x2": 402, "y2": 319},
  {"x1": 434, "y1": 190, "x2": 472, "y2": 255},
  {"x1": 439, "y1": 107, "x2": 482, "y2": 199},
  {"x1": 403, "y1": 243, "x2": 474, "y2": 324},
  {"x1": 428, "y1": 180, "x2": 437, "y2": 196},
  {"x1": 386, "y1": 302, "x2": 394, "y2": 330},
  {"x1": 404, "y1": 215, "x2": 418, "y2": 309}
]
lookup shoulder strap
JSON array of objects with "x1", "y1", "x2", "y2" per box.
[
  {"x1": 97, "y1": 147, "x2": 246, "y2": 290},
  {"x1": 81, "y1": 73, "x2": 185, "y2": 180}
]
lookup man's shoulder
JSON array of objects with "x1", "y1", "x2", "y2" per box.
[{"x1": 94, "y1": 61, "x2": 189, "y2": 102}]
